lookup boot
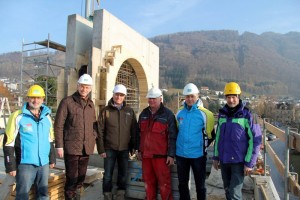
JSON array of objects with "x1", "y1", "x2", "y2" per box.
[
  {"x1": 115, "y1": 190, "x2": 126, "y2": 200},
  {"x1": 103, "y1": 192, "x2": 113, "y2": 200},
  {"x1": 76, "y1": 188, "x2": 81, "y2": 200}
]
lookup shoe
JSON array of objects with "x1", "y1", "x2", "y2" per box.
[
  {"x1": 103, "y1": 192, "x2": 113, "y2": 200},
  {"x1": 115, "y1": 190, "x2": 126, "y2": 200}
]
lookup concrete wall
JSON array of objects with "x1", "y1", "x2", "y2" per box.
[
  {"x1": 92, "y1": 9, "x2": 159, "y2": 112},
  {"x1": 58, "y1": 14, "x2": 93, "y2": 104},
  {"x1": 59, "y1": 9, "x2": 159, "y2": 114}
]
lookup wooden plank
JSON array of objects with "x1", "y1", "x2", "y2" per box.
[
  {"x1": 291, "y1": 132, "x2": 300, "y2": 152},
  {"x1": 49, "y1": 191, "x2": 64, "y2": 200},
  {"x1": 48, "y1": 177, "x2": 65, "y2": 187},
  {"x1": 84, "y1": 168, "x2": 103, "y2": 184},
  {"x1": 266, "y1": 142, "x2": 285, "y2": 178},
  {"x1": 265, "y1": 122, "x2": 285, "y2": 142},
  {"x1": 288, "y1": 175, "x2": 300, "y2": 197},
  {"x1": 48, "y1": 173, "x2": 65, "y2": 182}
]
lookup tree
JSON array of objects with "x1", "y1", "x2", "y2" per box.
[{"x1": 35, "y1": 76, "x2": 57, "y2": 111}]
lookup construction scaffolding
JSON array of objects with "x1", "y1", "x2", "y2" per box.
[
  {"x1": 115, "y1": 61, "x2": 139, "y2": 113},
  {"x1": 21, "y1": 34, "x2": 65, "y2": 108}
]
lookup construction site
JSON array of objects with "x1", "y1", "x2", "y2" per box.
[{"x1": 1, "y1": 0, "x2": 300, "y2": 199}]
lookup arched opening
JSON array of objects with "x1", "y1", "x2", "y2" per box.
[{"x1": 115, "y1": 61, "x2": 139, "y2": 113}]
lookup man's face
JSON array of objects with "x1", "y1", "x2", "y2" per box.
[
  {"x1": 185, "y1": 94, "x2": 198, "y2": 106},
  {"x1": 148, "y1": 97, "x2": 162, "y2": 110},
  {"x1": 226, "y1": 95, "x2": 239, "y2": 108},
  {"x1": 78, "y1": 84, "x2": 92, "y2": 98},
  {"x1": 113, "y1": 92, "x2": 126, "y2": 106},
  {"x1": 28, "y1": 97, "x2": 44, "y2": 109}
]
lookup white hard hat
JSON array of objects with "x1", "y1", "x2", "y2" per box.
[
  {"x1": 146, "y1": 87, "x2": 162, "y2": 98},
  {"x1": 113, "y1": 84, "x2": 127, "y2": 95},
  {"x1": 78, "y1": 74, "x2": 93, "y2": 85},
  {"x1": 183, "y1": 83, "x2": 199, "y2": 95}
]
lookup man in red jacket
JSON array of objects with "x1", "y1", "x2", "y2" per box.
[{"x1": 137, "y1": 87, "x2": 178, "y2": 200}]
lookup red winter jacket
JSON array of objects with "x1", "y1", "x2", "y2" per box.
[{"x1": 137, "y1": 103, "x2": 178, "y2": 158}]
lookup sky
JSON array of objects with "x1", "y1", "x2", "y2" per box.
[{"x1": 0, "y1": 0, "x2": 300, "y2": 54}]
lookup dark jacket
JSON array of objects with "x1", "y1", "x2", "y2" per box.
[
  {"x1": 213, "y1": 100, "x2": 262, "y2": 168},
  {"x1": 97, "y1": 98, "x2": 137, "y2": 153},
  {"x1": 54, "y1": 92, "x2": 98, "y2": 155},
  {"x1": 137, "y1": 103, "x2": 178, "y2": 158}
]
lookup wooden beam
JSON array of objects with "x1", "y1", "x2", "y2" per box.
[
  {"x1": 266, "y1": 142, "x2": 285, "y2": 178},
  {"x1": 288, "y1": 175, "x2": 300, "y2": 197}
]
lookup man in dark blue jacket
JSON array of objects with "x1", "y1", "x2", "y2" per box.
[{"x1": 213, "y1": 82, "x2": 262, "y2": 200}]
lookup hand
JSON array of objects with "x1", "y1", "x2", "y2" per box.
[
  {"x1": 213, "y1": 160, "x2": 220, "y2": 170},
  {"x1": 137, "y1": 152, "x2": 142, "y2": 161},
  {"x1": 166, "y1": 156, "x2": 174, "y2": 166},
  {"x1": 57, "y1": 148, "x2": 64, "y2": 158},
  {"x1": 100, "y1": 153, "x2": 106, "y2": 158},
  {"x1": 129, "y1": 149, "x2": 135, "y2": 157},
  {"x1": 9, "y1": 171, "x2": 16, "y2": 177},
  {"x1": 50, "y1": 163, "x2": 55, "y2": 168},
  {"x1": 244, "y1": 166, "x2": 253, "y2": 176}
]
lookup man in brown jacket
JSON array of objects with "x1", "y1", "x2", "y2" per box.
[
  {"x1": 54, "y1": 74, "x2": 98, "y2": 200},
  {"x1": 97, "y1": 84, "x2": 138, "y2": 200}
]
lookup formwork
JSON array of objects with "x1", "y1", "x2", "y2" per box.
[{"x1": 58, "y1": 9, "x2": 159, "y2": 114}]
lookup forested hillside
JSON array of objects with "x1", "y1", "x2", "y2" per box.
[
  {"x1": 151, "y1": 31, "x2": 300, "y2": 97},
  {"x1": 1, "y1": 30, "x2": 300, "y2": 97}
]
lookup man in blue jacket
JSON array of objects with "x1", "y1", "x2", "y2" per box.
[
  {"x1": 176, "y1": 83, "x2": 215, "y2": 200},
  {"x1": 213, "y1": 82, "x2": 262, "y2": 200},
  {"x1": 3, "y1": 84, "x2": 56, "y2": 200}
]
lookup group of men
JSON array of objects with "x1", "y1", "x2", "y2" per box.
[{"x1": 3, "y1": 73, "x2": 262, "y2": 200}]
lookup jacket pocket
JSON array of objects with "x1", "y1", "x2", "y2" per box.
[{"x1": 152, "y1": 121, "x2": 167, "y2": 134}]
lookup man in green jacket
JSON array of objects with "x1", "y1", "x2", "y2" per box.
[{"x1": 97, "y1": 84, "x2": 138, "y2": 200}]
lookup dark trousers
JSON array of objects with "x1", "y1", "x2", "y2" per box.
[
  {"x1": 64, "y1": 154, "x2": 89, "y2": 199},
  {"x1": 103, "y1": 149, "x2": 129, "y2": 193},
  {"x1": 176, "y1": 155, "x2": 207, "y2": 200},
  {"x1": 220, "y1": 162, "x2": 244, "y2": 200}
]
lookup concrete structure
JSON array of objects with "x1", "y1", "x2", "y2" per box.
[{"x1": 57, "y1": 9, "x2": 159, "y2": 114}]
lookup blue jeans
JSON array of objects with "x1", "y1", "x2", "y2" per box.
[
  {"x1": 220, "y1": 162, "x2": 244, "y2": 200},
  {"x1": 16, "y1": 164, "x2": 49, "y2": 200},
  {"x1": 103, "y1": 149, "x2": 129, "y2": 193},
  {"x1": 176, "y1": 155, "x2": 207, "y2": 200}
]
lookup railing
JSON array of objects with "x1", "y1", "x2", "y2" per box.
[{"x1": 258, "y1": 117, "x2": 300, "y2": 199}]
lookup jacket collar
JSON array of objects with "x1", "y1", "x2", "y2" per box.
[
  {"x1": 108, "y1": 97, "x2": 127, "y2": 109},
  {"x1": 220, "y1": 99, "x2": 244, "y2": 116},
  {"x1": 22, "y1": 103, "x2": 50, "y2": 117},
  {"x1": 183, "y1": 99, "x2": 202, "y2": 111},
  {"x1": 72, "y1": 91, "x2": 93, "y2": 107}
]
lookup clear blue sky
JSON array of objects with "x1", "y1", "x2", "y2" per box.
[{"x1": 0, "y1": 0, "x2": 299, "y2": 54}]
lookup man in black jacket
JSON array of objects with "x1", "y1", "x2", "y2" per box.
[{"x1": 97, "y1": 84, "x2": 138, "y2": 200}]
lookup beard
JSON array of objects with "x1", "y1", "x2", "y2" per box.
[{"x1": 28, "y1": 102, "x2": 42, "y2": 110}]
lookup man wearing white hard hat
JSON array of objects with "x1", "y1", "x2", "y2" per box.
[
  {"x1": 97, "y1": 84, "x2": 137, "y2": 200},
  {"x1": 176, "y1": 83, "x2": 215, "y2": 200},
  {"x1": 55, "y1": 74, "x2": 99, "y2": 200},
  {"x1": 137, "y1": 87, "x2": 178, "y2": 200}
]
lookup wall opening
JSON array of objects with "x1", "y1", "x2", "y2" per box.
[{"x1": 115, "y1": 60, "x2": 139, "y2": 113}]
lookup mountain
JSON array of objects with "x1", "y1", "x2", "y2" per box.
[
  {"x1": 1, "y1": 30, "x2": 300, "y2": 97},
  {"x1": 151, "y1": 30, "x2": 300, "y2": 97}
]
